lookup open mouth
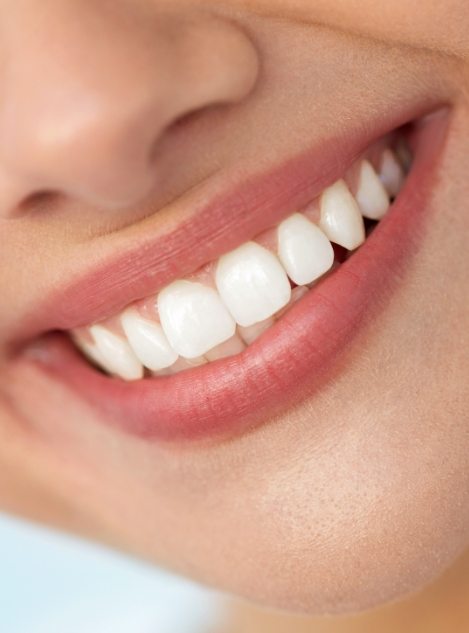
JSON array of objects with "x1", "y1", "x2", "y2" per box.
[
  {"x1": 72, "y1": 134, "x2": 410, "y2": 379},
  {"x1": 19, "y1": 106, "x2": 449, "y2": 442}
]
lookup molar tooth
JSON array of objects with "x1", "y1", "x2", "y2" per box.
[
  {"x1": 278, "y1": 213, "x2": 334, "y2": 285},
  {"x1": 215, "y1": 242, "x2": 291, "y2": 327},
  {"x1": 89, "y1": 325, "x2": 144, "y2": 380},
  {"x1": 379, "y1": 149, "x2": 404, "y2": 198},
  {"x1": 355, "y1": 160, "x2": 390, "y2": 220},
  {"x1": 158, "y1": 280, "x2": 236, "y2": 359},
  {"x1": 121, "y1": 309, "x2": 178, "y2": 371},
  {"x1": 319, "y1": 180, "x2": 365, "y2": 251}
]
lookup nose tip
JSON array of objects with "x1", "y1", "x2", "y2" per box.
[{"x1": 0, "y1": 8, "x2": 259, "y2": 215}]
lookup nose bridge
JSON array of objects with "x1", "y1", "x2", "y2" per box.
[{"x1": 0, "y1": 2, "x2": 259, "y2": 213}]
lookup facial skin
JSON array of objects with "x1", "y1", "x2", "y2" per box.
[{"x1": 0, "y1": 0, "x2": 468, "y2": 621}]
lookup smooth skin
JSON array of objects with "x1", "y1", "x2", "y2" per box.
[{"x1": 0, "y1": 1, "x2": 468, "y2": 631}]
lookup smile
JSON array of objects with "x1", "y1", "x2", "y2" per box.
[
  {"x1": 72, "y1": 136, "x2": 410, "y2": 380},
  {"x1": 19, "y1": 106, "x2": 449, "y2": 442}
]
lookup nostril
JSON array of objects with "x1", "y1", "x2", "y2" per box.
[
  {"x1": 16, "y1": 190, "x2": 62, "y2": 217},
  {"x1": 148, "y1": 103, "x2": 222, "y2": 165},
  {"x1": 0, "y1": 12, "x2": 260, "y2": 216}
]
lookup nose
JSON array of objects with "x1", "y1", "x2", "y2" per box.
[{"x1": 0, "y1": 2, "x2": 259, "y2": 215}]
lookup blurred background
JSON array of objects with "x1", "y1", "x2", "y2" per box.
[{"x1": 0, "y1": 513, "x2": 223, "y2": 633}]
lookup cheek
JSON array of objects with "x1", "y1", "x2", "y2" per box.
[
  {"x1": 246, "y1": 0, "x2": 469, "y2": 62},
  {"x1": 209, "y1": 411, "x2": 469, "y2": 614}
]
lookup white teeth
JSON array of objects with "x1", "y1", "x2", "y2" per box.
[
  {"x1": 215, "y1": 241, "x2": 291, "y2": 327},
  {"x1": 89, "y1": 325, "x2": 144, "y2": 380},
  {"x1": 120, "y1": 309, "x2": 178, "y2": 371},
  {"x1": 157, "y1": 280, "x2": 236, "y2": 359},
  {"x1": 277, "y1": 213, "x2": 334, "y2": 285},
  {"x1": 379, "y1": 149, "x2": 404, "y2": 198},
  {"x1": 319, "y1": 179, "x2": 365, "y2": 250},
  {"x1": 75, "y1": 139, "x2": 409, "y2": 380},
  {"x1": 355, "y1": 160, "x2": 390, "y2": 221}
]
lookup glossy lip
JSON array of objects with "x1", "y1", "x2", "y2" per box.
[{"x1": 17, "y1": 106, "x2": 449, "y2": 443}]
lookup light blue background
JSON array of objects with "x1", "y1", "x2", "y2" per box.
[{"x1": 0, "y1": 513, "x2": 222, "y2": 633}]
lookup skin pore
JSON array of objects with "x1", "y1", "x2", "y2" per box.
[{"x1": 0, "y1": 1, "x2": 468, "y2": 631}]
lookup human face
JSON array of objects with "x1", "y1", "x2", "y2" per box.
[{"x1": 0, "y1": 0, "x2": 468, "y2": 615}]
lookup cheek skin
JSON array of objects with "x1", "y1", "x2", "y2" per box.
[{"x1": 242, "y1": 0, "x2": 469, "y2": 60}]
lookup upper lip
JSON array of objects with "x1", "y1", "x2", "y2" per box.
[{"x1": 13, "y1": 95, "x2": 444, "y2": 349}]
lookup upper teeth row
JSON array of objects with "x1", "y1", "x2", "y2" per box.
[{"x1": 73, "y1": 147, "x2": 407, "y2": 381}]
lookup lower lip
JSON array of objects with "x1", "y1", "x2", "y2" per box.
[{"x1": 29, "y1": 111, "x2": 449, "y2": 442}]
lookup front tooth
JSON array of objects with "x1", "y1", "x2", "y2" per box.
[
  {"x1": 121, "y1": 309, "x2": 178, "y2": 371},
  {"x1": 278, "y1": 213, "x2": 334, "y2": 285},
  {"x1": 215, "y1": 242, "x2": 291, "y2": 327},
  {"x1": 379, "y1": 149, "x2": 404, "y2": 198},
  {"x1": 355, "y1": 160, "x2": 390, "y2": 221},
  {"x1": 158, "y1": 280, "x2": 236, "y2": 359},
  {"x1": 89, "y1": 325, "x2": 144, "y2": 380},
  {"x1": 319, "y1": 180, "x2": 365, "y2": 251}
]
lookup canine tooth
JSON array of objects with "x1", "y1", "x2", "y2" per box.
[
  {"x1": 121, "y1": 309, "x2": 178, "y2": 371},
  {"x1": 158, "y1": 280, "x2": 236, "y2": 359},
  {"x1": 205, "y1": 334, "x2": 246, "y2": 361},
  {"x1": 238, "y1": 317, "x2": 274, "y2": 345},
  {"x1": 355, "y1": 160, "x2": 390, "y2": 220},
  {"x1": 215, "y1": 241, "x2": 291, "y2": 327},
  {"x1": 379, "y1": 149, "x2": 404, "y2": 198},
  {"x1": 89, "y1": 325, "x2": 144, "y2": 380},
  {"x1": 319, "y1": 180, "x2": 365, "y2": 250},
  {"x1": 278, "y1": 213, "x2": 334, "y2": 285}
]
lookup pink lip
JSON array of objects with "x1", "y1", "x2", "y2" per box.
[{"x1": 19, "y1": 106, "x2": 449, "y2": 442}]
